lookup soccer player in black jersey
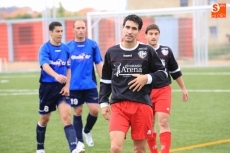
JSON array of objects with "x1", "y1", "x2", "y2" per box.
[
  {"x1": 145, "y1": 24, "x2": 188, "y2": 153},
  {"x1": 99, "y1": 14, "x2": 167, "y2": 153}
]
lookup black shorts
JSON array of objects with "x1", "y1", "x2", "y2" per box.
[
  {"x1": 68, "y1": 88, "x2": 99, "y2": 107},
  {"x1": 38, "y1": 82, "x2": 70, "y2": 114}
]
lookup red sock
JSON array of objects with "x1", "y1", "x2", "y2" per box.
[
  {"x1": 147, "y1": 133, "x2": 158, "y2": 153},
  {"x1": 160, "y1": 132, "x2": 171, "y2": 153}
]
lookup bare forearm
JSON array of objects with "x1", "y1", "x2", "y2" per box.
[
  {"x1": 95, "y1": 62, "x2": 103, "y2": 78},
  {"x1": 42, "y1": 63, "x2": 58, "y2": 78},
  {"x1": 175, "y1": 76, "x2": 186, "y2": 90},
  {"x1": 65, "y1": 69, "x2": 71, "y2": 87}
]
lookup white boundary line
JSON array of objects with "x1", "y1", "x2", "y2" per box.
[
  {"x1": 183, "y1": 72, "x2": 230, "y2": 75},
  {"x1": 0, "y1": 75, "x2": 38, "y2": 78},
  {"x1": 0, "y1": 89, "x2": 230, "y2": 96},
  {"x1": 173, "y1": 89, "x2": 230, "y2": 92},
  {"x1": 0, "y1": 72, "x2": 230, "y2": 79}
]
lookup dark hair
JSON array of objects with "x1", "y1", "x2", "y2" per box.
[
  {"x1": 145, "y1": 24, "x2": 160, "y2": 34},
  {"x1": 49, "y1": 21, "x2": 62, "y2": 31},
  {"x1": 123, "y1": 14, "x2": 143, "y2": 30}
]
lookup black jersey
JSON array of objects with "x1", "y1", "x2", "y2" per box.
[
  {"x1": 154, "y1": 45, "x2": 182, "y2": 86},
  {"x1": 99, "y1": 42, "x2": 167, "y2": 106}
]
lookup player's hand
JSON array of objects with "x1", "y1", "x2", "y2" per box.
[
  {"x1": 128, "y1": 74, "x2": 147, "y2": 92},
  {"x1": 60, "y1": 85, "x2": 69, "y2": 96},
  {"x1": 101, "y1": 106, "x2": 110, "y2": 120},
  {"x1": 55, "y1": 74, "x2": 67, "y2": 84},
  {"x1": 181, "y1": 89, "x2": 188, "y2": 102}
]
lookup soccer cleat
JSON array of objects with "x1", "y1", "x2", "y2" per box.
[
  {"x1": 73, "y1": 141, "x2": 85, "y2": 153},
  {"x1": 36, "y1": 149, "x2": 45, "y2": 153},
  {"x1": 82, "y1": 128, "x2": 94, "y2": 147},
  {"x1": 72, "y1": 148, "x2": 85, "y2": 153}
]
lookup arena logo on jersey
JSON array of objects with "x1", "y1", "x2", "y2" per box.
[
  {"x1": 50, "y1": 59, "x2": 66, "y2": 66},
  {"x1": 138, "y1": 51, "x2": 147, "y2": 59},
  {"x1": 71, "y1": 53, "x2": 91, "y2": 60},
  {"x1": 161, "y1": 48, "x2": 169, "y2": 56},
  {"x1": 114, "y1": 63, "x2": 142, "y2": 77},
  {"x1": 211, "y1": 3, "x2": 226, "y2": 18}
]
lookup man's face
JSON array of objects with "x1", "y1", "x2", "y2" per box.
[
  {"x1": 122, "y1": 20, "x2": 140, "y2": 43},
  {"x1": 50, "y1": 26, "x2": 63, "y2": 44},
  {"x1": 73, "y1": 21, "x2": 86, "y2": 39},
  {"x1": 145, "y1": 29, "x2": 160, "y2": 47}
]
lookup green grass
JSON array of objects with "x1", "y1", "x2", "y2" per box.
[
  {"x1": 0, "y1": 67, "x2": 230, "y2": 153},
  {"x1": 208, "y1": 45, "x2": 230, "y2": 60}
]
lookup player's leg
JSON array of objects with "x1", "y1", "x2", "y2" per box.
[
  {"x1": 110, "y1": 131, "x2": 126, "y2": 153},
  {"x1": 83, "y1": 88, "x2": 99, "y2": 146},
  {"x1": 157, "y1": 112, "x2": 171, "y2": 153},
  {"x1": 155, "y1": 86, "x2": 172, "y2": 153},
  {"x1": 36, "y1": 83, "x2": 55, "y2": 153},
  {"x1": 133, "y1": 140, "x2": 147, "y2": 153},
  {"x1": 73, "y1": 105, "x2": 84, "y2": 143},
  {"x1": 147, "y1": 115, "x2": 158, "y2": 153},
  {"x1": 147, "y1": 89, "x2": 160, "y2": 153},
  {"x1": 36, "y1": 113, "x2": 51, "y2": 153},
  {"x1": 72, "y1": 104, "x2": 85, "y2": 152},
  {"x1": 70, "y1": 90, "x2": 85, "y2": 145},
  {"x1": 109, "y1": 101, "x2": 129, "y2": 153},
  {"x1": 131, "y1": 102, "x2": 153, "y2": 153},
  {"x1": 58, "y1": 99, "x2": 82, "y2": 153}
]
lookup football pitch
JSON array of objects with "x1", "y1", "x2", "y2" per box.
[{"x1": 0, "y1": 67, "x2": 230, "y2": 153}]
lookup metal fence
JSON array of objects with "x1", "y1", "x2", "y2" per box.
[
  {"x1": 87, "y1": 4, "x2": 230, "y2": 67},
  {"x1": 0, "y1": 5, "x2": 230, "y2": 72}
]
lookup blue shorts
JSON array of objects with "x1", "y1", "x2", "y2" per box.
[
  {"x1": 68, "y1": 88, "x2": 99, "y2": 107},
  {"x1": 38, "y1": 83, "x2": 70, "y2": 114}
]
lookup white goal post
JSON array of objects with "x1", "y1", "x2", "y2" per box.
[{"x1": 87, "y1": 4, "x2": 230, "y2": 66}]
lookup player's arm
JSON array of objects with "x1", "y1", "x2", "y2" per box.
[
  {"x1": 95, "y1": 62, "x2": 103, "y2": 78},
  {"x1": 168, "y1": 47, "x2": 182, "y2": 80},
  {"x1": 175, "y1": 76, "x2": 188, "y2": 102},
  {"x1": 60, "y1": 68, "x2": 71, "y2": 96},
  {"x1": 65, "y1": 52, "x2": 71, "y2": 88},
  {"x1": 93, "y1": 42, "x2": 103, "y2": 78},
  {"x1": 148, "y1": 47, "x2": 168, "y2": 87},
  {"x1": 128, "y1": 47, "x2": 167, "y2": 91},
  {"x1": 99, "y1": 52, "x2": 112, "y2": 120},
  {"x1": 60, "y1": 54, "x2": 71, "y2": 96},
  {"x1": 39, "y1": 45, "x2": 67, "y2": 83},
  {"x1": 167, "y1": 48, "x2": 188, "y2": 102}
]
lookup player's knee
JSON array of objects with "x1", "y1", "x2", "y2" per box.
[
  {"x1": 90, "y1": 108, "x2": 99, "y2": 116},
  {"x1": 39, "y1": 114, "x2": 50, "y2": 126},
  {"x1": 73, "y1": 107, "x2": 83, "y2": 116},
  {"x1": 110, "y1": 144, "x2": 122, "y2": 153},
  {"x1": 61, "y1": 115, "x2": 72, "y2": 125},
  {"x1": 159, "y1": 118, "x2": 169, "y2": 128},
  {"x1": 133, "y1": 145, "x2": 145, "y2": 153}
]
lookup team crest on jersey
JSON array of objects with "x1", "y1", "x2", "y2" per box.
[
  {"x1": 138, "y1": 51, "x2": 147, "y2": 59},
  {"x1": 161, "y1": 48, "x2": 168, "y2": 56}
]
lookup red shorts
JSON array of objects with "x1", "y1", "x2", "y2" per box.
[
  {"x1": 109, "y1": 101, "x2": 153, "y2": 140},
  {"x1": 150, "y1": 85, "x2": 172, "y2": 114}
]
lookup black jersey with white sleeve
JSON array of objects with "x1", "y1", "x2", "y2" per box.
[{"x1": 99, "y1": 42, "x2": 167, "y2": 106}]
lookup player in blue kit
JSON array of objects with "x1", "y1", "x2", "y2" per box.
[
  {"x1": 66, "y1": 20, "x2": 103, "y2": 150},
  {"x1": 36, "y1": 21, "x2": 84, "y2": 153}
]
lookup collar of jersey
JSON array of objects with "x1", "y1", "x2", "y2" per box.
[{"x1": 119, "y1": 41, "x2": 140, "y2": 51}]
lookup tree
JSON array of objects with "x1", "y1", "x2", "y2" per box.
[
  {"x1": 6, "y1": 14, "x2": 32, "y2": 20},
  {"x1": 57, "y1": 2, "x2": 65, "y2": 17}
]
